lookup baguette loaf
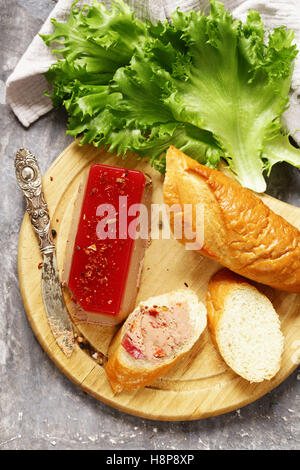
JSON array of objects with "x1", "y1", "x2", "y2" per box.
[
  {"x1": 207, "y1": 269, "x2": 284, "y2": 382},
  {"x1": 105, "y1": 289, "x2": 207, "y2": 393},
  {"x1": 163, "y1": 146, "x2": 300, "y2": 293}
]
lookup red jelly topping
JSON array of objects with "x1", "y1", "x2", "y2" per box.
[{"x1": 68, "y1": 164, "x2": 146, "y2": 315}]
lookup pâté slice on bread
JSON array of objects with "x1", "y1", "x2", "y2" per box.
[{"x1": 106, "y1": 289, "x2": 207, "y2": 393}]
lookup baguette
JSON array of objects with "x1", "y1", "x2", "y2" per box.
[
  {"x1": 163, "y1": 146, "x2": 300, "y2": 293},
  {"x1": 207, "y1": 269, "x2": 284, "y2": 382},
  {"x1": 105, "y1": 289, "x2": 207, "y2": 393}
]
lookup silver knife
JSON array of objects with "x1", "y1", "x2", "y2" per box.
[{"x1": 15, "y1": 148, "x2": 74, "y2": 357}]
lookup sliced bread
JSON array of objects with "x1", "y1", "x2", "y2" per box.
[{"x1": 207, "y1": 269, "x2": 284, "y2": 382}]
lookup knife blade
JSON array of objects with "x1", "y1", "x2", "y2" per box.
[{"x1": 15, "y1": 148, "x2": 74, "y2": 357}]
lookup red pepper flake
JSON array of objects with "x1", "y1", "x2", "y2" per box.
[
  {"x1": 88, "y1": 244, "x2": 97, "y2": 251},
  {"x1": 38, "y1": 262, "x2": 43, "y2": 269},
  {"x1": 50, "y1": 176, "x2": 53, "y2": 181},
  {"x1": 56, "y1": 218, "x2": 59, "y2": 223},
  {"x1": 149, "y1": 309, "x2": 159, "y2": 317},
  {"x1": 154, "y1": 348, "x2": 165, "y2": 358}
]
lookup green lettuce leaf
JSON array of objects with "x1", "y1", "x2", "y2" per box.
[
  {"x1": 162, "y1": 3, "x2": 298, "y2": 191},
  {"x1": 263, "y1": 133, "x2": 300, "y2": 172},
  {"x1": 42, "y1": 0, "x2": 300, "y2": 191},
  {"x1": 41, "y1": 0, "x2": 150, "y2": 106}
]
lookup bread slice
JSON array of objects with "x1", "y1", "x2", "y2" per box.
[
  {"x1": 105, "y1": 289, "x2": 207, "y2": 393},
  {"x1": 207, "y1": 269, "x2": 284, "y2": 383}
]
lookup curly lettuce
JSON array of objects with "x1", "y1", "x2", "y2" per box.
[{"x1": 42, "y1": 0, "x2": 300, "y2": 192}]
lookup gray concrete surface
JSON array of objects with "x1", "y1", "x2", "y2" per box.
[{"x1": 0, "y1": 0, "x2": 299, "y2": 450}]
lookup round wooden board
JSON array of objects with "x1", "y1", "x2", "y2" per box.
[{"x1": 18, "y1": 142, "x2": 300, "y2": 421}]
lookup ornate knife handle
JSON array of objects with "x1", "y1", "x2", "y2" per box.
[{"x1": 15, "y1": 148, "x2": 55, "y2": 254}]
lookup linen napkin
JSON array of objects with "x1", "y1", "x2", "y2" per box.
[{"x1": 5, "y1": 0, "x2": 300, "y2": 143}]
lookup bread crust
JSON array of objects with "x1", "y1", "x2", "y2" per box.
[
  {"x1": 163, "y1": 146, "x2": 300, "y2": 293},
  {"x1": 206, "y1": 269, "x2": 251, "y2": 347}
]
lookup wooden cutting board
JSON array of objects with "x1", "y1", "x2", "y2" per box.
[{"x1": 18, "y1": 141, "x2": 300, "y2": 421}]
